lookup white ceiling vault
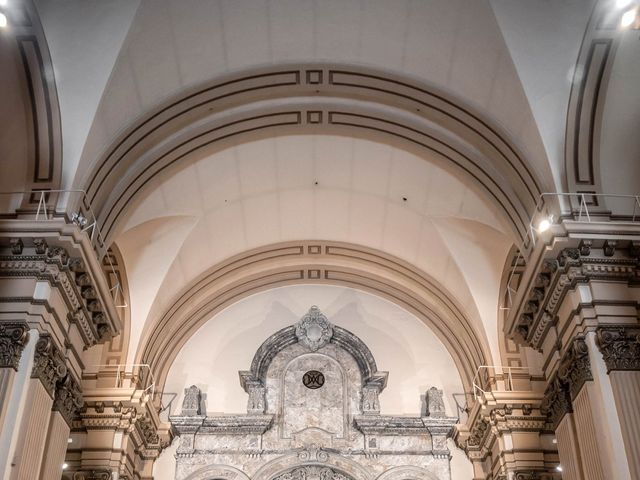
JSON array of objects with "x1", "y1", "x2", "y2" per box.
[{"x1": 23, "y1": 0, "x2": 639, "y2": 402}]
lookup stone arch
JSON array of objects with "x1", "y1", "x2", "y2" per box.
[
  {"x1": 136, "y1": 241, "x2": 490, "y2": 401},
  {"x1": 252, "y1": 451, "x2": 371, "y2": 480},
  {"x1": 240, "y1": 306, "x2": 387, "y2": 392},
  {"x1": 375, "y1": 466, "x2": 440, "y2": 480},
  {"x1": 182, "y1": 464, "x2": 252, "y2": 480},
  {"x1": 78, "y1": 64, "x2": 545, "y2": 251}
]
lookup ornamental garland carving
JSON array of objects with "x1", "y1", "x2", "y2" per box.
[
  {"x1": 31, "y1": 335, "x2": 67, "y2": 397},
  {"x1": 596, "y1": 326, "x2": 640, "y2": 372},
  {"x1": 0, "y1": 322, "x2": 29, "y2": 370}
]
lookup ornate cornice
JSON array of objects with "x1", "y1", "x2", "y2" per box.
[
  {"x1": 0, "y1": 245, "x2": 111, "y2": 346},
  {"x1": 596, "y1": 326, "x2": 640, "y2": 372},
  {"x1": 508, "y1": 235, "x2": 640, "y2": 349},
  {"x1": 353, "y1": 415, "x2": 456, "y2": 437},
  {"x1": 72, "y1": 470, "x2": 112, "y2": 480},
  {"x1": 0, "y1": 322, "x2": 29, "y2": 370},
  {"x1": 171, "y1": 413, "x2": 274, "y2": 435},
  {"x1": 31, "y1": 335, "x2": 67, "y2": 397}
]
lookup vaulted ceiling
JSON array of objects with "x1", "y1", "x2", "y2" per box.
[{"x1": 2, "y1": 0, "x2": 639, "y2": 401}]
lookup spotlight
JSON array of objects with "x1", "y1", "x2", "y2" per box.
[
  {"x1": 536, "y1": 216, "x2": 553, "y2": 233},
  {"x1": 552, "y1": 438, "x2": 557, "y2": 444},
  {"x1": 0, "y1": 13, "x2": 7, "y2": 28},
  {"x1": 67, "y1": 437, "x2": 73, "y2": 443},
  {"x1": 621, "y1": 7, "x2": 638, "y2": 27},
  {"x1": 71, "y1": 212, "x2": 88, "y2": 227},
  {"x1": 556, "y1": 465, "x2": 563, "y2": 472},
  {"x1": 62, "y1": 463, "x2": 69, "y2": 470},
  {"x1": 0, "y1": 0, "x2": 7, "y2": 7}
]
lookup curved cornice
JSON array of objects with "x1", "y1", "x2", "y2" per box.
[
  {"x1": 240, "y1": 313, "x2": 388, "y2": 392},
  {"x1": 136, "y1": 241, "x2": 491, "y2": 396},
  {"x1": 79, "y1": 64, "x2": 543, "y2": 250}
]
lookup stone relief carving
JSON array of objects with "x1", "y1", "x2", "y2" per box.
[
  {"x1": 596, "y1": 326, "x2": 640, "y2": 372},
  {"x1": 272, "y1": 466, "x2": 353, "y2": 480},
  {"x1": 247, "y1": 382, "x2": 266, "y2": 414},
  {"x1": 426, "y1": 387, "x2": 445, "y2": 418},
  {"x1": 181, "y1": 385, "x2": 202, "y2": 416},
  {"x1": 361, "y1": 386, "x2": 380, "y2": 414},
  {"x1": 295, "y1": 306, "x2": 334, "y2": 351},
  {"x1": 0, "y1": 322, "x2": 29, "y2": 370},
  {"x1": 171, "y1": 306, "x2": 455, "y2": 480}
]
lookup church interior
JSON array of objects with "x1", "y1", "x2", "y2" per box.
[{"x1": 0, "y1": 1, "x2": 639, "y2": 479}]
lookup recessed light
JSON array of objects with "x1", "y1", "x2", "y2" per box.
[
  {"x1": 0, "y1": 13, "x2": 7, "y2": 28},
  {"x1": 621, "y1": 7, "x2": 637, "y2": 27}
]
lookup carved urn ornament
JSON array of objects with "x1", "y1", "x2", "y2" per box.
[{"x1": 295, "y1": 306, "x2": 333, "y2": 351}]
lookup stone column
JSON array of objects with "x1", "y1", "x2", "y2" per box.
[
  {"x1": 40, "y1": 373, "x2": 83, "y2": 480},
  {"x1": 596, "y1": 326, "x2": 640, "y2": 479},
  {"x1": 9, "y1": 335, "x2": 66, "y2": 480},
  {"x1": 0, "y1": 323, "x2": 29, "y2": 432},
  {"x1": 555, "y1": 414, "x2": 583, "y2": 480}
]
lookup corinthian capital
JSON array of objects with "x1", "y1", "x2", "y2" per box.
[
  {"x1": 53, "y1": 373, "x2": 83, "y2": 426},
  {"x1": 596, "y1": 326, "x2": 640, "y2": 372},
  {"x1": 31, "y1": 335, "x2": 67, "y2": 397},
  {"x1": 0, "y1": 322, "x2": 30, "y2": 370}
]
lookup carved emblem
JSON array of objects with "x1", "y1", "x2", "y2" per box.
[
  {"x1": 302, "y1": 370, "x2": 325, "y2": 389},
  {"x1": 296, "y1": 306, "x2": 333, "y2": 351}
]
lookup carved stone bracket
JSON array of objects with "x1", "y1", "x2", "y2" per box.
[
  {"x1": 596, "y1": 325, "x2": 640, "y2": 372},
  {"x1": 0, "y1": 322, "x2": 29, "y2": 370},
  {"x1": 31, "y1": 335, "x2": 67, "y2": 397}
]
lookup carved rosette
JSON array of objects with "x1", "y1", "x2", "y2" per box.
[
  {"x1": 31, "y1": 335, "x2": 67, "y2": 397},
  {"x1": 596, "y1": 326, "x2": 640, "y2": 372},
  {"x1": 53, "y1": 373, "x2": 83, "y2": 426},
  {"x1": 557, "y1": 337, "x2": 592, "y2": 400},
  {"x1": 295, "y1": 306, "x2": 333, "y2": 351},
  {"x1": 0, "y1": 322, "x2": 29, "y2": 370}
]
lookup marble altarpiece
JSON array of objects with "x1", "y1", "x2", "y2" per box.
[{"x1": 170, "y1": 306, "x2": 457, "y2": 480}]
